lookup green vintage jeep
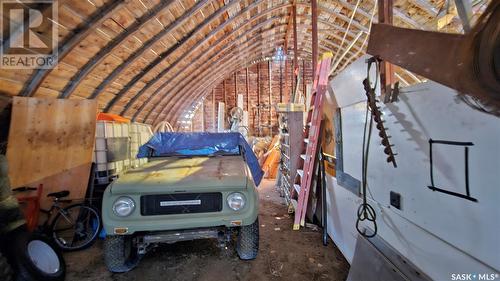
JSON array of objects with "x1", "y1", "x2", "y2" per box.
[{"x1": 102, "y1": 133, "x2": 262, "y2": 273}]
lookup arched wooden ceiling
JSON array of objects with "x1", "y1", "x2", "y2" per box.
[{"x1": 0, "y1": 0, "x2": 476, "y2": 126}]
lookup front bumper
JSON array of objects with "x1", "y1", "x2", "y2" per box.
[{"x1": 102, "y1": 190, "x2": 259, "y2": 235}]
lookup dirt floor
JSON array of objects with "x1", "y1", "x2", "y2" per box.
[{"x1": 65, "y1": 180, "x2": 349, "y2": 281}]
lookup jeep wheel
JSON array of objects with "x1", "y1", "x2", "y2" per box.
[
  {"x1": 236, "y1": 218, "x2": 259, "y2": 260},
  {"x1": 0, "y1": 251, "x2": 13, "y2": 281},
  {"x1": 103, "y1": 236, "x2": 140, "y2": 273}
]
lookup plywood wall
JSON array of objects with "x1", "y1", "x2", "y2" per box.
[{"x1": 6, "y1": 97, "x2": 97, "y2": 208}]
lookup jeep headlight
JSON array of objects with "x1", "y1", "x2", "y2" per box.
[
  {"x1": 112, "y1": 197, "x2": 135, "y2": 217},
  {"x1": 227, "y1": 192, "x2": 246, "y2": 211}
]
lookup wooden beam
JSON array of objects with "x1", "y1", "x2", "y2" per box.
[
  {"x1": 378, "y1": 0, "x2": 395, "y2": 96},
  {"x1": 257, "y1": 63, "x2": 261, "y2": 135},
  {"x1": 168, "y1": 48, "x2": 285, "y2": 125},
  {"x1": 133, "y1": 18, "x2": 287, "y2": 121},
  {"x1": 163, "y1": 40, "x2": 309, "y2": 124},
  {"x1": 166, "y1": 42, "x2": 313, "y2": 125},
  {"x1": 141, "y1": 30, "x2": 308, "y2": 123},
  {"x1": 117, "y1": 1, "x2": 288, "y2": 115},
  {"x1": 293, "y1": 3, "x2": 298, "y2": 92},
  {"x1": 283, "y1": 2, "x2": 295, "y2": 103},
  {"x1": 20, "y1": 0, "x2": 126, "y2": 97},
  {"x1": 166, "y1": 42, "x2": 298, "y2": 123},
  {"x1": 246, "y1": 67, "x2": 250, "y2": 111},
  {"x1": 223, "y1": 80, "x2": 226, "y2": 106},
  {"x1": 268, "y1": 61, "x2": 272, "y2": 127},
  {"x1": 234, "y1": 72, "x2": 238, "y2": 108},
  {"x1": 135, "y1": 19, "x2": 349, "y2": 122},
  {"x1": 60, "y1": 0, "x2": 184, "y2": 99},
  {"x1": 302, "y1": 60, "x2": 306, "y2": 105},
  {"x1": 279, "y1": 61, "x2": 283, "y2": 103},
  {"x1": 212, "y1": 89, "x2": 216, "y2": 132},
  {"x1": 104, "y1": 0, "x2": 264, "y2": 112},
  {"x1": 164, "y1": 43, "x2": 316, "y2": 124},
  {"x1": 312, "y1": 0, "x2": 318, "y2": 77}
]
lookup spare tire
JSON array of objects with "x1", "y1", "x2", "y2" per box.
[{"x1": 8, "y1": 231, "x2": 65, "y2": 281}]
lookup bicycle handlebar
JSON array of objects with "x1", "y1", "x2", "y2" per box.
[{"x1": 12, "y1": 187, "x2": 38, "y2": 192}]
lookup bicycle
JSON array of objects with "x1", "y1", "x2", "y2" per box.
[{"x1": 13, "y1": 185, "x2": 101, "y2": 252}]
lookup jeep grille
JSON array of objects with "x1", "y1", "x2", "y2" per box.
[{"x1": 140, "y1": 193, "x2": 222, "y2": 216}]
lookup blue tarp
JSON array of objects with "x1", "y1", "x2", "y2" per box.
[{"x1": 137, "y1": 132, "x2": 264, "y2": 186}]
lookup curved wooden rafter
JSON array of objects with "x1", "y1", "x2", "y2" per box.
[
  {"x1": 134, "y1": 16, "x2": 362, "y2": 122},
  {"x1": 20, "y1": 0, "x2": 126, "y2": 97},
  {"x1": 109, "y1": 1, "x2": 289, "y2": 114},
  {"x1": 6, "y1": 0, "x2": 438, "y2": 126},
  {"x1": 130, "y1": 17, "x2": 287, "y2": 121},
  {"x1": 163, "y1": 48, "x2": 293, "y2": 125},
  {"x1": 150, "y1": 37, "x2": 294, "y2": 124},
  {"x1": 157, "y1": 40, "x2": 317, "y2": 125},
  {"x1": 167, "y1": 49, "x2": 315, "y2": 126},
  {"x1": 58, "y1": 0, "x2": 204, "y2": 99},
  {"x1": 146, "y1": 32, "x2": 354, "y2": 124},
  {"x1": 144, "y1": 31, "x2": 327, "y2": 124}
]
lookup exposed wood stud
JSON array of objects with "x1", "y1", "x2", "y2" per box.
[
  {"x1": 223, "y1": 80, "x2": 226, "y2": 106},
  {"x1": 212, "y1": 89, "x2": 216, "y2": 132},
  {"x1": 121, "y1": 1, "x2": 286, "y2": 116},
  {"x1": 257, "y1": 63, "x2": 261, "y2": 135},
  {"x1": 134, "y1": 18, "x2": 288, "y2": 122},
  {"x1": 279, "y1": 60, "x2": 283, "y2": 103},
  {"x1": 268, "y1": 61, "x2": 272, "y2": 127},
  {"x1": 246, "y1": 68, "x2": 250, "y2": 111},
  {"x1": 60, "y1": 0, "x2": 180, "y2": 99},
  {"x1": 312, "y1": 0, "x2": 318, "y2": 77},
  {"x1": 378, "y1": 0, "x2": 396, "y2": 96}
]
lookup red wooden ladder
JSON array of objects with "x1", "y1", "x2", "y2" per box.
[{"x1": 293, "y1": 53, "x2": 332, "y2": 230}]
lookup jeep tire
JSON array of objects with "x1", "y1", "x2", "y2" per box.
[
  {"x1": 103, "y1": 236, "x2": 140, "y2": 273},
  {"x1": 236, "y1": 218, "x2": 259, "y2": 260}
]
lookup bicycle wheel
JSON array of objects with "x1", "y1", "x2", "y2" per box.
[{"x1": 50, "y1": 204, "x2": 101, "y2": 251}]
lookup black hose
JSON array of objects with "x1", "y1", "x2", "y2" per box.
[{"x1": 355, "y1": 58, "x2": 379, "y2": 238}]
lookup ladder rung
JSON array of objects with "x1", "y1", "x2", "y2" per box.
[
  {"x1": 300, "y1": 154, "x2": 306, "y2": 160},
  {"x1": 297, "y1": 169, "x2": 304, "y2": 178},
  {"x1": 294, "y1": 184, "x2": 301, "y2": 193}
]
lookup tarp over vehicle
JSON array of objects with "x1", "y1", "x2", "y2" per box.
[{"x1": 137, "y1": 132, "x2": 264, "y2": 186}]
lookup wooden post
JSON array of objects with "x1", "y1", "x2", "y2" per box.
[
  {"x1": 234, "y1": 72, "x2": 238, "y2": 108},
  {"x1": 212, "y1": 89, "x2": 216, "y2": 132},
  {"x1": 378, "y1": 0, "x2": 395, "y2": 96},
  {"x1": 245, "y1": 68, "x2": 250, "y2": 111},
  {"x1": 223, "y1": 80, "x2": 226, "y2": 106},
  {"x1": 200, "y1": 100, "x2": 204, "y2": 132},
  {"x1": 311, "y1": 0, "x2": 318, "y2": 78},
  {"x1": 302, "y1": 60, "x2": 306, "y2": 105},
  {"x1": 279, "y1": 61, "x2": 283, "y2": 103},
  {"x1": 257, "y1": 63, "x2": 261, "y2": 136},
  {"x1": 268, "y1": 61, "x2": 272, "y2": 128},
  {"x1": 292, "y1": 3, "x2": 298, "y2": 98}
]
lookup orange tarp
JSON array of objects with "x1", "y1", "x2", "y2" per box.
[
  {"x1": 262, "y1": 136, "x2": 280, "y2": 179},
  {"x1": 97, "y1": 112, "x2": 130, "y2": 123}
]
